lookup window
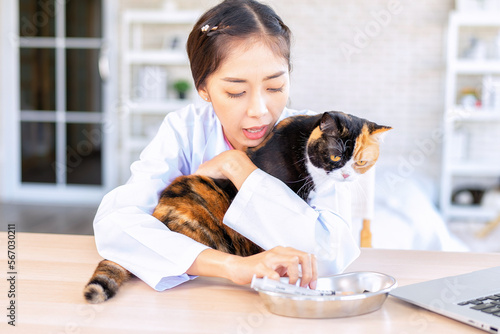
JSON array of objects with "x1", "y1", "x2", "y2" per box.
[{"x1": 1, "y1": 0, "x2": 117, "y2": 203}]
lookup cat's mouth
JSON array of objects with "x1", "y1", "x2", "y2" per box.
[
  {"x1": 243, "y1": 125, "x2": 268, "y2": 140},
  {"x1": 330, "y1": 170, "x2": 358, "y2": 182}
]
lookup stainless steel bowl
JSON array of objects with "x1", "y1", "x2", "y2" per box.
[{"x1": 253, "y1": 271, "x2": 397, "y2": 318}]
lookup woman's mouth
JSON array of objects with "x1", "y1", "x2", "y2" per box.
[{"x1": 243, "y1": 125, "x2": 268, "y2": 140}]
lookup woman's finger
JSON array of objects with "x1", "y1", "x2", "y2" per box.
[
  {"x1": 299, "y1": 253, "x2": 314, "y2": 288},
  {"x1": 283, "y1": 255, "x2": 300, "y2": 285},
  {"x1": 274, "y1": 247, "x2": 317, "y2": 288},
  {"x1": 310, "y1": 253, "x2": 318, "y2": 289},
  {"x1": 256, "y1": 266, "x2": 280, "y2": 281}
]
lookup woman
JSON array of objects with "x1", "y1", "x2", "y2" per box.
[{"x1": 94, "y1": 0, "x2": 359, "y2": 292}]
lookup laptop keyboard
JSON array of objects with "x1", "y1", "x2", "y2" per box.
[{"x1": 458, "y1": 294, "x2": 500, "y2": 317}]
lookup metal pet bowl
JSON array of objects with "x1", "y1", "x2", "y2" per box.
[{"x1": 254, "y1": 271, "x2": 397, "y2": 319}]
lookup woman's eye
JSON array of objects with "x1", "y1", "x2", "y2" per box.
[
  {"x1": 356, "y1": 160, "x2": 367, "y2": 166},
  {"x1": 227, "y1": 91, "x2": 245, "y2": 98},
  {"x1": 268, "y1": 86, "x2": 284, "y2": 93}
]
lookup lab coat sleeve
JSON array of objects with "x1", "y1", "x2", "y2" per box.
[
  {"x1": 223, "y1": 169, "x2": 360, "y2": 276},
  {"x1": 93, "y1": 115, "x2": 210, "y2": 291}
]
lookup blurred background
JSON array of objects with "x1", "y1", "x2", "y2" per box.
[{"x1": 1, "y1": 0, "x2": 499, "y2": 252}]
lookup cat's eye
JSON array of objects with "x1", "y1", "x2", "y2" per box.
[
  {"x1": 330, "y1": 155, "x2": 341, "y2": 162},
  {"x1": 356, "y1": 160, "x2": 368, "y2": 166}
]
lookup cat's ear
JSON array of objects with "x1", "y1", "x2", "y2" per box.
[
  {"x1": 319, "y1": 112, "x2": 340, "y2": 135},
  {"x1": 370, "y1": 124, "x2": 392, "y2": 142}
]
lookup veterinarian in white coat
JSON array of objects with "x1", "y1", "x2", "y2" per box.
[{"x1": 93, "y1": 0, "x2": 360, "y2": 291}]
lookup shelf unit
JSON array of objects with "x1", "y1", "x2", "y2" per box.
[
  {"x1": 440, "y1": 12, "x2": 500, "y2": 222},
  {"x1": 120, "y1": 8, "x2": 200, "y2": 181}
]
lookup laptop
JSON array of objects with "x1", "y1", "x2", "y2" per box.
[{"x1": 390, "y1": 266, "x2": 500, "y2": 333}]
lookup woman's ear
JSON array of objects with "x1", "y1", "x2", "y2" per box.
[{"x1": 198, "y1": 86, "x2": 210, "y2": 102}]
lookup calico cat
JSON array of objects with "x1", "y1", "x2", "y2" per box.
[{"x1": 84, "y1": 111, "x2": 391, "y2": 303}]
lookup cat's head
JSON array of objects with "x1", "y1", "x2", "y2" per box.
[{"x1": 306, "y1": 111, "x2": 391, "y2": 183}]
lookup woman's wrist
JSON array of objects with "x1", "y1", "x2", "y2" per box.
[{"x1": 186, "y1": 248, "x2": 239, "y2": 281}]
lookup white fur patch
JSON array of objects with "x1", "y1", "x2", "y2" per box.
[{"x1": 306, "y1": 156, "x2": 360, "y2": 194}]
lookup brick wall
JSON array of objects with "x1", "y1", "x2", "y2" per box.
[{"x1": 120, "y1": 0, "x2": 456, "y2": 183}]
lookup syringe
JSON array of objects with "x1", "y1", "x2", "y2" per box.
[{"x1": 250, "y1": 275, "x2": 335, "y2": 296}]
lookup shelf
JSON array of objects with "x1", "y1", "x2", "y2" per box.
[
  {"x1": 451, "y1": 12, "x2": 500, "y2": 26},
  {"x1": 454, "y1": 60, "x2": 500, "y2": 74},
  {"x1": 446, "y1": 108, "x2": 500, "y2": 122},
  {"x1": 448, "y1": 162, "x2": 500, "y2": 176},
  {"x1": 447, "y1": 205, "x2": 498, "y2": 220},
  {"x1": 120, "y1": 8, "x2": 200, "y2": 182},
  {"x1": 125, "y1": 51, "x2": 188, "y2": 65},
  {"x1": 441, "y1": 11, "x2": 500, "y2": 223}
]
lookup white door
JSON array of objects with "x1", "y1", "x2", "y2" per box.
[{"x1": 1, "y1": 0, "x2": 117, "y2": 204}]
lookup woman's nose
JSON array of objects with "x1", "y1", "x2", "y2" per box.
[{"x1": 247, "y1": 93, "x2": 268, "y2": 118}]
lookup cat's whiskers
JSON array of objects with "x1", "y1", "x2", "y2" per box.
[
  {"x1": 329, "y1": 138, "x2": 345, "y2": 152},
  {"x1": 295, "y1": 155, "x2": 309, "y2": 165},
  {"x1": 285, "y1": 175, "x2": 310, "y2": 184},
  {"x1": 344, "y1": 139, "x2": 353, "y2": 151},
  {"x1": 297, "y1": 178, "x2": 315, "y2": 198}
]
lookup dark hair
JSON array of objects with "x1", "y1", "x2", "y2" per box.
[{"x1": 186, "y1": 0, "x2": 292, "y2": 90}]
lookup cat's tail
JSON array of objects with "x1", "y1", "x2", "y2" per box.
[{"x1": 83, "y1": 260, "x2": 131, "y2": 303}]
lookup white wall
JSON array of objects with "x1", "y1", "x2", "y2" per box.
[
  {"x1": 276, "y1": 0, "x2": 454, "y2": 184},
  {"x1": 121, "y1": 0, "x2": 454, "y2": 186}
]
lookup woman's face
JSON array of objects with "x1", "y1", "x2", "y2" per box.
[{"x1": 199, "y1": 39, "x2": 290, "y2": 151}]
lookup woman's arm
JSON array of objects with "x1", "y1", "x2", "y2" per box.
[
  {"x1": 186, "y1": 246, "x2": 318, "y2": 288},
  {"x1": 93, "y1": 111, "x2": 213, "y2": 291}
]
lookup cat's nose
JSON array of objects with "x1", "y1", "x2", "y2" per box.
[{"x1": 342, "y1": 173, "x2": 350, "y2": 179}]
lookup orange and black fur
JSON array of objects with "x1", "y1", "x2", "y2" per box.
[{"x1": 84, "y1": 111, "x2": 391, "y2": 303}]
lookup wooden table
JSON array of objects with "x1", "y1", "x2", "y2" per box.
[{"x1": 1, "y1": 232, "x2": 499, "y2": 333}]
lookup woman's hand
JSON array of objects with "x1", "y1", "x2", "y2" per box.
[
  {"x1": 187, "y1": 246, "x2": 318, "y2": 289},
  {"x1": 194, "y1": 150, "x2": 257, "y2": 190},
  {"x1": 227, "y1": 246, "x2": 318, "y2": 289}
]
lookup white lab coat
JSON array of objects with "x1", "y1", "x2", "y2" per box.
[{"x1": 93, "y1": 103, "x2": 360, "y2": 291}]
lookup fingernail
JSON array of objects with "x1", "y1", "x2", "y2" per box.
[{"x1": 310, "y1": 280, "x2": 317, "y2": 290}]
